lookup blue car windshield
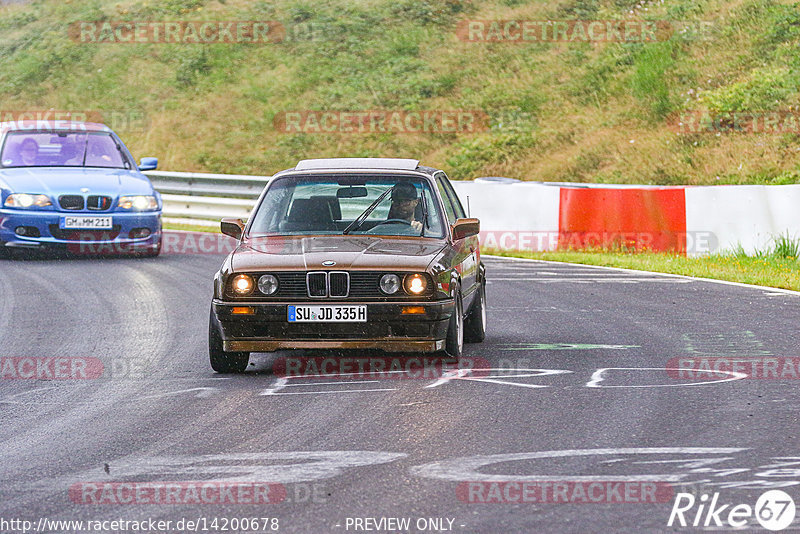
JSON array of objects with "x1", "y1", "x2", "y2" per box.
[
  {"x1": 0, "y1": 131, "x2": 129, "y2": 169},
  {"x1": 248, "y1": 176, "x2": 446, "y2": 238}
]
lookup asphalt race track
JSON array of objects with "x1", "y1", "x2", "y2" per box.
[{"x1": 1, "y1": 254, "x2": 800, "y2": 533}]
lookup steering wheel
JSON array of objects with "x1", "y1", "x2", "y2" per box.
[
  {"x1": 365, "y1": 219, "x2": 417, "y2": 235},
  {"x1": 373, "y1": 219, "x2": 413, "y2": 227}
]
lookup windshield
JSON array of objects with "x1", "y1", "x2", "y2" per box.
[
  {"x1": 248, "y1": 175, "x2": 445, "y2": 238},
  {"x1": 0, "y1": 131, "x2": 130, "y2": 169}
]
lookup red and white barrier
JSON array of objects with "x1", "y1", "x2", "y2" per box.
[
  {"x1": 685, "y1": 185, "x2": 800, "y2": 255},
  {"x1": 155, "y1": 181, "x2": 800, "y2": 257},
  {"x1": 451, "y1": 182, "x2": 800, "y2": 256}
]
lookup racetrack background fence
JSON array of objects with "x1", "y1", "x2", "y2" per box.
[{"x1": 145, "y1": 171, "x2": 800, "y2": 256}]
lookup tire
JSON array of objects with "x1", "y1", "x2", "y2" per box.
[
  {"x1": 208, "y1": 308, "x2": 250, "y2": 373},
  {"x1": 444, "y1": 284, "x2": 464, "y2": 360},
  {"x1": 464, "y1": 280, "x2": 487, "y2": 343},
  {"x1": 140, "y1": 242, "x2": 161, "y2": 258},
  {"x1": 134, "y1": 237, "x2": 161, "y2": 258}
]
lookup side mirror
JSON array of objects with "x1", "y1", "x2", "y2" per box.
[
  {"x1": 221, "y1": 218, "x2": 245, "y2": 240},
  {"x1": 451, "y1": 218, "x2": 480, "y2": 241},
  {"x1": 139, "y1": 157, "x2": 158, "y2": 171}
]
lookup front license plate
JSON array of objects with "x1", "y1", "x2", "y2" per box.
[
  {"x1": 60, "y1": 216, "x2": 113, "y2": 230},
  {"x1": 288, "y1": 305, "x2": 367, "y2": 323}
]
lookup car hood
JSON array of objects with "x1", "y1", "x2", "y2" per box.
[
  {"x1": 232, "y1": 235, "x2": 447, "y2": 272},
  {"x1": 0, "y1": 167, "x2": 154, "y2": 197}
]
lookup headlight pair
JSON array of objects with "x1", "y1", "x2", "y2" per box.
[
  {"x1": 380, "y1": 273, "x2": 428, "y2": 296},
  {"x1": 231, "y1": 274, "x2": 278, "y2": 296},
  {"x1": 4, "y1": 194, "x2": 52, "y2": 208},
  {"x1": 118, "y1": 195, "x2": 158, "y2": 211}
]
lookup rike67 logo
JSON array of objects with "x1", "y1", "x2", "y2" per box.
[{"x1": 668, "y1": 489, "x2": 796, "y2": 531}]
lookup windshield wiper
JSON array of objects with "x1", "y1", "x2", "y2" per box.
[
  {"x1": 80, "y1": 135, "x2": 89, "y2": 166},
  {"x1": 342, "y1": 188, "x2": 393, "y2": 235}
]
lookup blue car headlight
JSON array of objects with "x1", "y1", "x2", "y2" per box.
[
  {"x1": 4, "y1": 194, "x2": 52, "y2": 208},
  {"x1": 118, "y1": 195, "x2": 158, "y2": 211}
]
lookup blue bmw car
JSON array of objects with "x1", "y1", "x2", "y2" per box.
[{"x1": 0, "y1": 121, "x2": 162, "y2": 257}]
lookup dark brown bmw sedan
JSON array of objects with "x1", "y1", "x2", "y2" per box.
[{"x1": 209, "y1": 158, "x2": 486, "y2": 373}]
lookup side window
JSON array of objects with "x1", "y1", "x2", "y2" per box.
[
  {"x1": 439, "y1": 172, "x2": 466, "y2": 219},
  {"x1": 436, "y1": 176, "x2": 457, "y2": 225}
]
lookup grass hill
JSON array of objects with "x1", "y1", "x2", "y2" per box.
[{"x1": 1, "y1": 0, "x2": 799, "y2": 184}]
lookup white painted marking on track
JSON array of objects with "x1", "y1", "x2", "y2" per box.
[
  {"x1": 141, "y1": 387, "x2": 219, "y2": 399},
  {"x1": 284, "y1": 380, "x2": 381, "y2": 387},
  {"x1": 425, "y1": 368, "x2": 571, "y2": 389},
  {"x1": 42, "y1": 451, "x2": 408, "y2": 486},
  {"x1": 410, "y1": 448, "x2": 749, "y2": 483},
  {"x1": 264, "y1": 388, "x2": 397, "y2": 396},
  {"x1": 586, "y1": 367, "x2": 748, "y2": 388},
  {"x1": 261, "y1": 376, "x2": 396, "y2": 396},
  {"x1": 498, "y1": 343, "x2": 638, "y2": 351},
  {"x1": 260, "y1": 377, "x2": 288, "y2": 395}
]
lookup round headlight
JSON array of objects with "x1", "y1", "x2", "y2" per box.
[
  {"x1": 258, "y1": 274, "x2": 279, "y2": 295},
  {"x1": 132, "y1": 196, "x2": 151, "y2": 210},
  {"x1": 16, "y1": 194, "x2": 34, "y2": 207},
  {"x1": 379, "y1": 274, "x2": 401, "y2": 295},
  {"x1": 404, "y1": 273, "x2": 428, "y2": 295},
  {"x1": 231, "y1": 274, "x2": 254, "y2": 295}
]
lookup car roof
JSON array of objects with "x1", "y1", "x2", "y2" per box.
[
  {"x1": 296, "y1": 158, "x2": 419, "y2": 171},
  {"x1": 0, "y1": 121, "x2": 112, "y2": 135},
  {"x1": 277, "y1": 158, "x2": 441, "y2": 177}
]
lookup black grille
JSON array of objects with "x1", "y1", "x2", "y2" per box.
[
  {"x1": 59, "y1": 195, "x2": 84, "y2": 210},
  {"x1": 349, "y1": 272, "x2": 383, "y2": 298},
  {"x1": 49, "y1": 225, "x2": 122, "y2": 241},
  {"x1": 277, "y1": 273, "x2": 307, "y2": 296},
  {"x1": 328, "y1": 272, "x2": 349, "y2": 297},
  {"x1": 87, "y1": 195, "x2": 112, "y2": 211},
  {"x1": 229, "y1": 272, "x2": 432, "y2": 300},
  {"x1": 307, "y1": 272, "x2": 327, "y2": 297}
]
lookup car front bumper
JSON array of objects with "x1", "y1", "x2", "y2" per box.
[
  {"x1": 212, "y1": 299, "x2": 454, "y2": 353},
  {"x1": 0, "y1": 209, "x2": 161, "y2": 251}
]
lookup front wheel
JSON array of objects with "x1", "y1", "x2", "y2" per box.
[
  {"x1": 134, "y1": 235, "x2": 162, "y2": 258},
  {"x1": 464, "y1": 280, "x2": 487, "y2": 343},
  {"x1": 444, "y1": 285, "x2": 464, "y2": 360},
  {"x1": 209, "y1": 308, "x2": 250, "y2": 373}
]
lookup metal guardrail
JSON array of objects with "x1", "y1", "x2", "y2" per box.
[{"x1": 144, "y1": 170, "x2": 269, "y2": 221}]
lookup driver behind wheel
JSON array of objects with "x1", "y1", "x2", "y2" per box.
[{"x1": 387, "y1": 182, "x2": 422, "y2": 233}]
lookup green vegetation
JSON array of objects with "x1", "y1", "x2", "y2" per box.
[
  {"x1": 163, "y1": 220, "x2": 218, "y2": 232},
  {"x1": 1, "y1": 0, "x2": 799, "y2": 184}
]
